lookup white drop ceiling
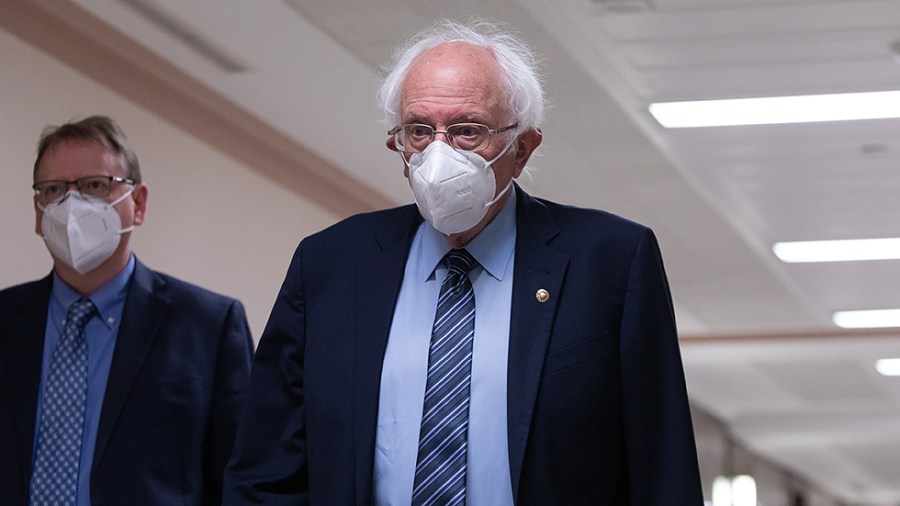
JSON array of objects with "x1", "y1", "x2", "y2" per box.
[{"x1": 4, "y1": 0, "x2": 900, "y2": 502}]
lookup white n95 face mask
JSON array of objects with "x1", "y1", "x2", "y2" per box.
[
  {"x1": 403, "y1": 141, "x2": 513, "y2": 235},
  {"x1": 39, "y1": 189, "x2": 134, "y2": 274}
]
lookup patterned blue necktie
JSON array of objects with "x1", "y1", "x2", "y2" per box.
[
  {"x1": 412, "y1": 249, "x2": 477, "y2": 506},
  {"x1": 30, "y1": 298, "x2": 96, "y2": 506}
]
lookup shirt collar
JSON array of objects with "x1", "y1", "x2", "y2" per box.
[
  {"x1": 51, "y1": 254, "x2": 135, "y2": 329},
  {"x1": 418, "y1": 185, "x2": 517, "y2": 282}
]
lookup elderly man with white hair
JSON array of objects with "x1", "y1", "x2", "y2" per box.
[{"x1": 224, "y1": 19, "x2": 703, "y2": 505}]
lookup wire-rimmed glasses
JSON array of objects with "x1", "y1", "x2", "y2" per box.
[
  {"x1": 33, "y1": 175, "x2": 135, "y2": 206},
  {"x1": 388, "y1": 122, "x2": 518, "y2": 153}
]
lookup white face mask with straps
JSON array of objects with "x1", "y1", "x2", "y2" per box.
[
  {"x1": 39, "y1": 189, "x2": 134, "y2": 274},
  {"x1": 402, "y1": 141, "x2": 513, "y2": 235}
]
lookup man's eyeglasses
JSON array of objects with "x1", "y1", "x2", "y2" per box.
[
  {"x1": 33, "y1": 176, "x2": 135, "y2": 206},
  {"x1": 388, "y1": 122, "x2": 518, "y2": 153}
]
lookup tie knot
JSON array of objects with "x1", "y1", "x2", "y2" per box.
[
  {"x1": 446, "y1": 249, "x2": 476, "y2": 275},
  {"x1": 66, "y1": 298, "x2": 96, "y2": 330}
]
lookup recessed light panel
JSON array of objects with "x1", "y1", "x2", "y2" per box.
[
  {"x1": 650, "y1": 91, "x2": 900, "y2": 128},
  {"x1": 876, "y1": 358, "x2": 900, "y2": 376},
  {"x1": 833, "y1": 309, "x2": 900, "y2": 329},
  {"x1": 773, "y1": 238, "x2": 900, "y2": 263}
]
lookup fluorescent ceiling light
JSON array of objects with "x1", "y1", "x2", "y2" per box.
[
  {"x1": 876, "y1": 358, "x2": 900, "y2": 376},
  {"x1": 773, "y1": 238, "x2": 900, "y2": 263},
  {"x1": 649, "y1": 90, "x2": 900, "y2": 128},
  {"x1": 833, "y1": 309, "x2": 900, "y2": 329}
]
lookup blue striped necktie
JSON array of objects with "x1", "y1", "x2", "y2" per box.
[
  {"x1": 30, "y1": 298, "x2": 96, "y2": 506},
  {"x1": 412, "y1": 249, "x2": 477, "y2": 506}
]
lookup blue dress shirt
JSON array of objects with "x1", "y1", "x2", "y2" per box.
[
  {"x1": 375, "y1": 190, "x2": 517, "y2": 506},
  {"x1": 32, "y1": 255, "x2": 135, "y2": 506}
]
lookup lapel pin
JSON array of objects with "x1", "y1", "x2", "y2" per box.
[{"x1": 535, "y1": 288, "x2": 550, "y2": 303}]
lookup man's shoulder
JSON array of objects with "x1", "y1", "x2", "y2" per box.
[
  {"x1": 529, "y1": 194, "x2": 650, "y2": 237},
  {"x1": 133, "y1": 262, "x2": 241, "y2": 310},
  {"x1": 0, "y1": 275, "x2": 51, "y2": 306},
  {"x1": 303, "y1": 203, "x2": 419, "y2": 247},
  {"x1": 522, "y1": 194, "x2": 664, "y2": 267},
  {"x1": 319, "y1": 204, "x2": 418, "y2": 235}
]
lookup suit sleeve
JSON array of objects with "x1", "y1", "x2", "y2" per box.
[
  {"x1": 204, "y1": 299, "x2": 253, "y2": 505},
  {"x1": 223, "y1": 243, "x2": 310, "y2": 504},
  {"x1": 619, "y1": 228, "x2": 704, "y2": 505}
]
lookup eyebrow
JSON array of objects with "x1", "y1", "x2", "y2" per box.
[{"x1": 402, "y1": 114, "x2": 491, "y2": 126}]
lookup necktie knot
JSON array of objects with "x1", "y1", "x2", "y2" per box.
[
  {"x1": 446, "y1": 249, "x2": 475, "y2": 276},
  {"x1": 66, "y1": 298, "x2": 96, "y2": 334}
]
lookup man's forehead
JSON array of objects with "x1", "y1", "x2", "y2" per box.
[
  {"x1": 413, "y1": 42, "x2": 498, "y2": 74},
  {"x1": 43, "y1": 138, "x2": 111, "y2": 156},
  {"x1": 37, "y1": 139, "x2": 123, "y2": 175},
  {"x1": 400, "y1": 42, "x2": 505, "y2": 120}
]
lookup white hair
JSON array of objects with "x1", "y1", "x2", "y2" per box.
[{"x1": 378, "y1": 19, "x2": 545, "y2": 133}]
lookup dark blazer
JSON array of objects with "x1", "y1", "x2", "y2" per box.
[
  {"x1": 0, "y1": 259, "x2": 253, "y2": 506},
  {"x1": 224, "y1": 188, "x2": 703, "y2": 505}
]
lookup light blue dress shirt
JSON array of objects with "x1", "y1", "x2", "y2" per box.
[
  {"x1": 32, "y1": 254, "x2": 135, "y2": 506},
  {"x1": 375, "y1": 190, "x2": 517, "y2": 506}
]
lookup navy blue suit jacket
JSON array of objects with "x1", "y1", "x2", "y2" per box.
[
  {"x1": 224, "y1": 188, "x2": 702, "y2": 504},
  {"x1": 0, "y1": 259, "x2": 253, "y2": 506}
]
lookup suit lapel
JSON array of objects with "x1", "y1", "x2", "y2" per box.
[
  {"x1": 6, "y1": 275, "x2": 52, "y2": 484},
  {"x1": 92, "y1": 260, "x2": 168, "y2": 469},
  {"x1": 352, "y1": 206, "x2": 421, "y2": 504},
  {"x1": 507, "y1": 189, "x2": 569, "y2": 498}
]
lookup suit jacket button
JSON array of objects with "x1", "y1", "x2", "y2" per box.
[{"x1": 535, "y1": 288, "x2": 549, "y2": 303}]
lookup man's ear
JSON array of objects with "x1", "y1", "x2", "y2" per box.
[
  {"x1": 512, "y1": 128, "x2": 543, "y2": 178},
  {"x1": 386, "y1": 136, "x2": 399, "y2": 151},
  {"x1": 131, "y1": 184, "x2": 149, "y2": 226}
]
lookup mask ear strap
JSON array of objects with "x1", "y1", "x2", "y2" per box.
[
  {"x1": 110, "y1": 187, "x2": 136, "y2": 235},
  {"x1": 486, "y1": 140, "x2": 514, "y2": 165},
  {"x1": 480, "y1": 135, "x2": 517, "y2": 208},
  {"x1": 483, "y1": 179, "x2": 513, "y2": 209},
  {"x1": 399, "y1": 151, "x2": 412, "y2": 171},
  {"x1": 108, "y1": 187, "x2": 134, "y2": 207}
]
